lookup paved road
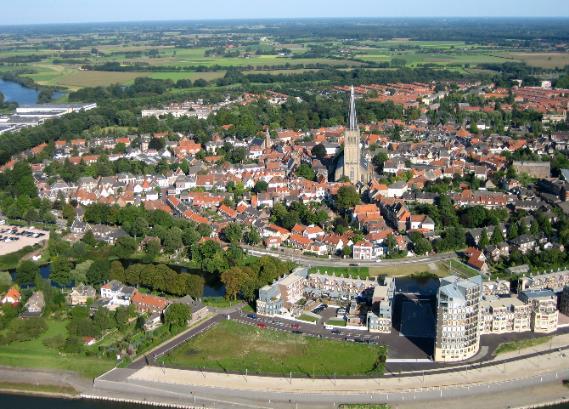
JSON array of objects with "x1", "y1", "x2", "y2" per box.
[
  {"x1": 94, "y1": 363, "x2": 569, "y2": 409},
  {"x1": 132, "y1": 306, "x2": 569, "y2": 375},
  {"x1": 129, "y1": 314, "x2": 224, "y2": 370},
  {"x1": 243, "y1": 245, "x2": 457, "y2": 268}
]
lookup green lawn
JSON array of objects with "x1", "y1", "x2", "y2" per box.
[
  {"x1": 0, "y1": 245, "x2": 40, "y2": 270},
  {"x1": 495, "y1": 336, "x2": 552, "y2": 355},
  {"x1": 326, "y1": 319, "x2": 347, "y2": 327},
  {"x1": 159, "y1": 320, "x2": 386, "y2": 377},
  {"x1": 202, "y1": 297, "x2": 236, "y2": 308},
  {"x1": 339, "y1": 405, "x2": 390, "y2": 409},
  {"x1": 297, "y1": 314, "x2": 319, "y2": 323},
  {"x1": 309, "y1": 266, "x2": 370, "y2": 279},
  {"x1": 0, "y1": 381, "x2": 78, "y2": 396},
  {"x1": 0, "y1": 319, "x2": 115, "y2": 379}
]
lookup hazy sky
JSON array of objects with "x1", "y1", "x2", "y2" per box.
[{"x1": 1, "y1": 0, "x2": 569, "y2": 25}]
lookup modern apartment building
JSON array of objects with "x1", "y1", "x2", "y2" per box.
[
  {"x1": 519, "y1": 290, "x2": 559, "y2": 334},
  {"x1": 367, "y1": 277, "x2": 395, "y2": 334},
  {"x1": 479, "y1": 295, "x2": 532, "y2": 335},
  {"x1": 434, "y1": 275, "x2": 483, "y2": 362}
]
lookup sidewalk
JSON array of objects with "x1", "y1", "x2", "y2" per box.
[{"x1": 129, "y1": 333, "x2": 569, "y2": 395}]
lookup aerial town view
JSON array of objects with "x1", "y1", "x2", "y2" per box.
[{"x1": 1, "y1": 1, "x2": 569, "y2": 409}]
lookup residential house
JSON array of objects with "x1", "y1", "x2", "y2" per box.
[
  {"x1": 23, "y1": 291, "x2": 45, "y2": 316},
  {"x1": 1, "y1": 287, "x2": 21, "y2": 305},
  {"x1": 68, "y1": 284, "x2": 96, "y2": 306},
  {"x1": 100, "y1": 281, "x2": 136, "y2": 308},
  {"x1": 131, "y1": 292, "x2": 170, "y2": 314}
]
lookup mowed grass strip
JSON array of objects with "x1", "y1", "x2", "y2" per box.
[
  {"x1": 0, "y1": 382, "x2": 78, "y2": 396},
  {"x1": 160, "y1": 320, "x2": 386, "y2": 377},
  {"x1": 495, "y1": 336, "x2": 552, "y2": 355}
]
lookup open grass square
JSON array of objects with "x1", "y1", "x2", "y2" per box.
[{"x1": 159, "y1": 320, "x2": 386, "y2": 377}]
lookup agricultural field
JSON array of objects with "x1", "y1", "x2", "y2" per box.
[
  {"x1": 1, "y1": 22, "x2": 567, "y2": 92},
  {"x1": 506, "y1": 52, "x2": 569, "y2": 69},
  {"x1": 159, "y1": 320, "x2": 386, "y2": 377}
]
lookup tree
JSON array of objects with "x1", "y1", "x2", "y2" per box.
[
  {"x1": 50, "y1": 256, "x2": 73, "y2": 287},
  {"x1": 143, "y1": 237, "x2": 161, "y2": 261},
  {"x1": 479, "y1": 228, "x2": 490, "y2": 249},
  {"x1": 296, "y1": 163, "x2": 316, "y2": 181},
  {"x1": 62, "y1": 204, "x2": 76, "y2": 226},
  {"x1": 221, "y1": 267, "x2": 248, "y2": 301},
  {"x1": 335, "y1": 185, "x2": 360, "y2": 213},
  {"x1": 15, "y1": 260, "x2": 39, "y2": 287},
  {"x1": 112, "y1": 236, "x2": 137, "y2": 258},
  {"x1": 253, "y1": 180, "x2": 268, "y2": 193},
  {"x1": 86, "y1": 259, "x2": 110, "y2": 285},
  {"x1": 413, "y1": 238, "x2": 432, "y2": 256},
  {"x1": 372, "y1": 152, "x2": 388, "y2": 172},
  {"x1": 109, "y1": 261, "x2": 126, "y2": 282},
  {"x1": 148, "y1": 137, "x2": 165, "y2": 151},
  {"x1": 311, "y1": 143, "x2": 327, "y2": 160},
  {"x1": 490, "y1": 225, "x2": 504, "y2": 245},
  {"x1": 530, "y1": 219, "x2": 539, "y2": 235},
  {"x1": 222, "y1": 223, "x2": 243, "y2": 244},
  {"x1": 163, "y1": 227, "x2": 183, "y2": 254},
  {"x1": 507, "y1": 223, "x2": 519, "y2": 240},
  {"x1": 164, "y1": 303, "x2": 190, "y2": 330},
  {"x1": 244, "y1": 228, "x2": 261, "y2": 245}
]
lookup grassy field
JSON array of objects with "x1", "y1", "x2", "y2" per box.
[
  {"x1": 202, "y1": 297, "x2": 237, "y2": 308},
  {"x1": 309, "y1": 266, "x2": 370, "y2": 279},
  {"x1": 326, "y1": 319, "x2": 347, "y2": 327},
  {"x1": 495, "y1": 336, "x2": 552, "y2": 355},
  {"x1": 159, "y1": 320, "x2": 386, "y2": 377},
  {"x1": 0, "y1": 319, "x2": 115, "y2": 379},
  {"x1": 506, "y1": 52, "x2": 569, "y2": 69},
  {"x1": 22, "y1": 67, "x2": 226, "y2": 90},
  {"x1": 339, "y1": 405, "x2": 390, "y2": 409},
  {"x1": 0, "y1": 245, "x2": 39, "y2": 270},
  {"x1": 0, "y1": 382, "x2": 78, "y2": 396},
  {"x1": 297, "y1": 314, "x2": 319, "y2": 323},
  {"x1": 367, "y1": 259, "x2": 477, "y2": 278}
]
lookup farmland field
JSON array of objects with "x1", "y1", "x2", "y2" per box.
[{"x1": 506, "y1": 52, "x2": 569, "y2": 69}]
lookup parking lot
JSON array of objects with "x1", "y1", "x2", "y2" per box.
[{"x1": 0, "y1": 225, "x2": 49, "y2": 256}]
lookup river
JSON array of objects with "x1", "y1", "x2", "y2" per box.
[
  {"x1": 0, "y1": 394, "x2": 568, "y2": 408},
  {"x1": 0, "y1": 394, "x2": 157, "y2": 408},
  {"x1": 0, "y1": 79, "x2": 64, "y2": 105}
]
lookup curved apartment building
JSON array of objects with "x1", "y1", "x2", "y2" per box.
[{"x1": 434, "y1": 275, "x2": 483, "y2": 362}]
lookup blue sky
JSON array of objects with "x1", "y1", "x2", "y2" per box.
[{"x1": 2, "y1": 0, "x2": 569, "y2": 25}]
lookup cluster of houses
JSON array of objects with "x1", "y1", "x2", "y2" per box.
[
  {"x1": 0, "y1": 280, "x2": 207, "y2": 334},
  {"x1": 0, "y1": 82, "x2": 567, "y2": 271}
]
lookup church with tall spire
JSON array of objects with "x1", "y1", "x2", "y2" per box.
[{"x1": 334, "y1": 86, "x2": 372, "y2": 185}]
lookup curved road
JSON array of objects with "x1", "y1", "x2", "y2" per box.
[{"x1": 243, "y1": 245, "x2": 457, "y2": 268}]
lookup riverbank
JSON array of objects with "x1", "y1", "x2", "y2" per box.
[{"x1": 0, "y1": 382, "x2": 78, "y2": 399}]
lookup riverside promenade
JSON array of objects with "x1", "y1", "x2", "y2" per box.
[{"x1": 91, "y1": 333, "x2": 569, "y2": 409}]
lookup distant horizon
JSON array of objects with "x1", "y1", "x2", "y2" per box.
[
  {"x1": 1, "y1": 0, "x2": 568, "y2": 26},
  {"x1": 2, "y1": 15, "x2": 569, "y2": 28}
]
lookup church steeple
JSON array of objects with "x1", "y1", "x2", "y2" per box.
[{"x1": 349, "y1": 85, "x2": 358, "y2": 131}]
